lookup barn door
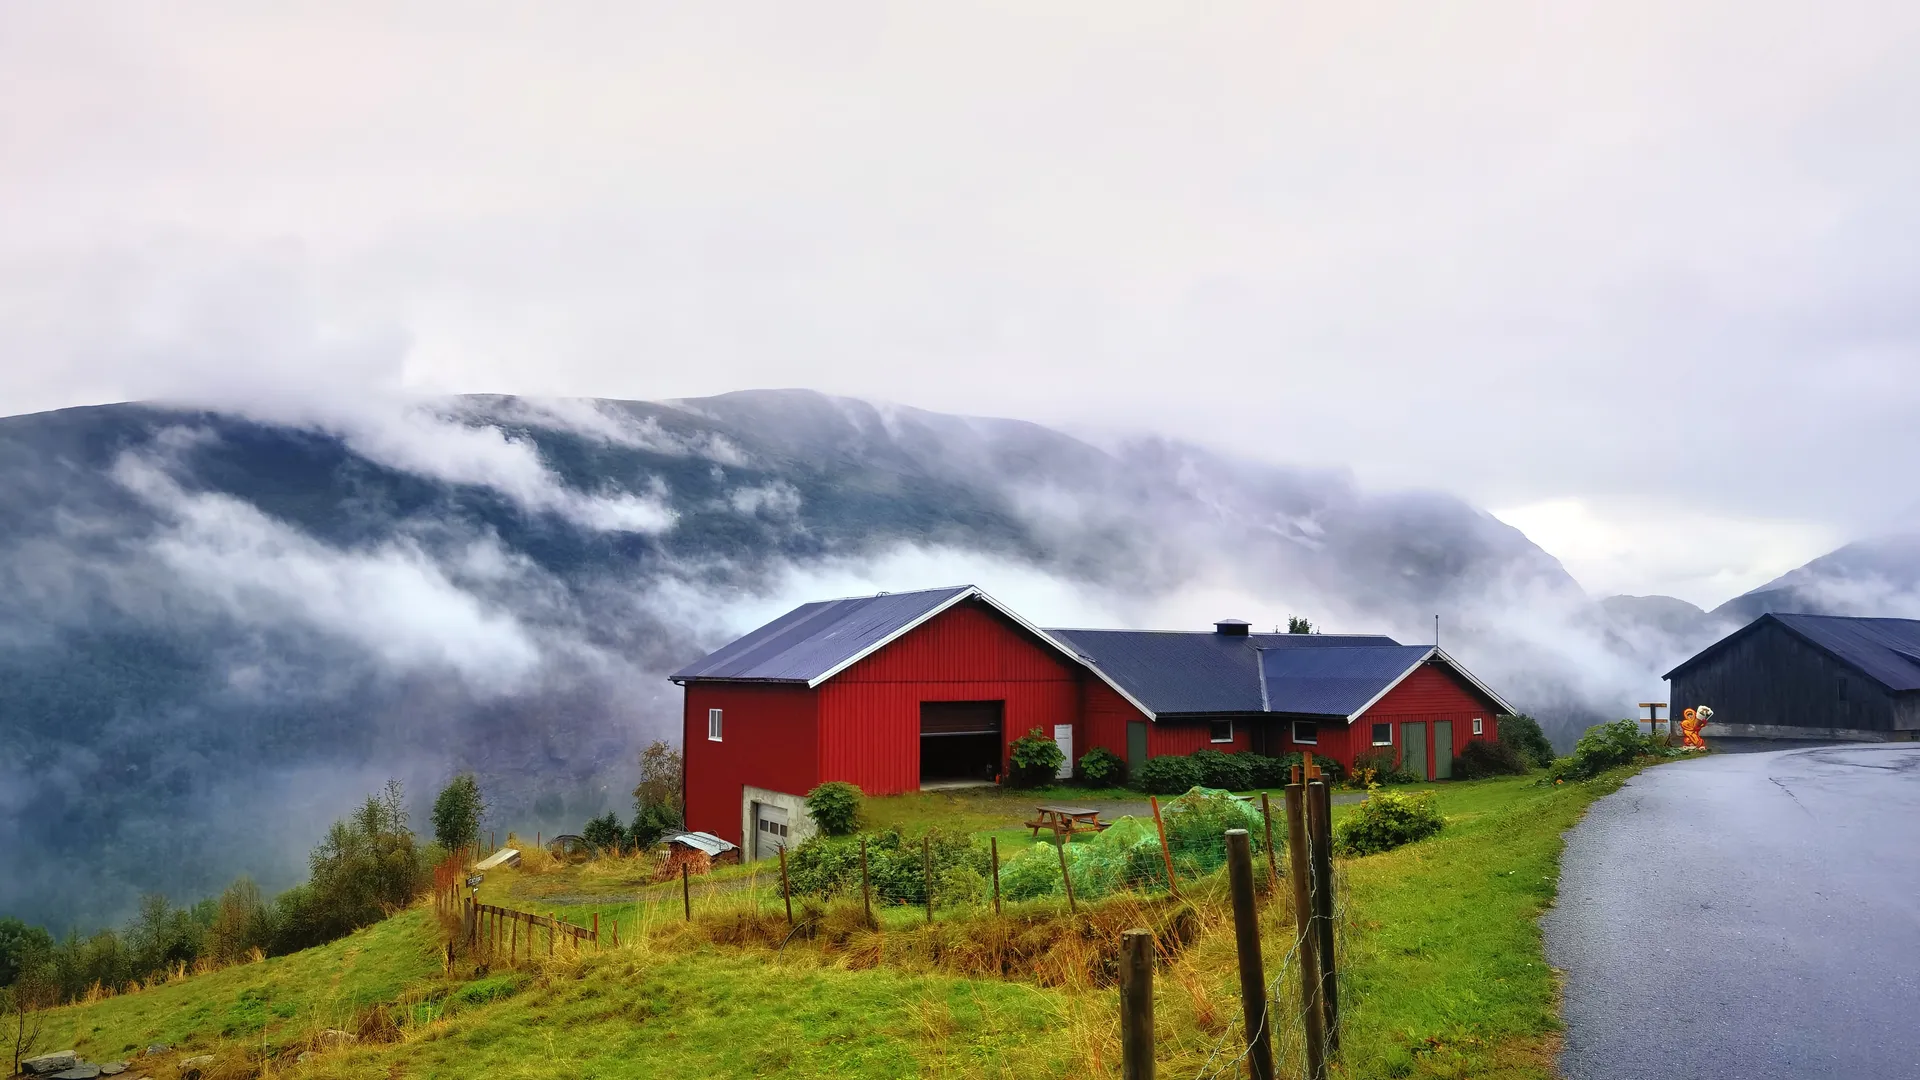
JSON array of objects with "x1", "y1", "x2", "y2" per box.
[
  {"x1": 1433, "y1": 721, "x2": 1454, "y2": 780},
  {"x1": 1127, "y1": 721, "x2": 1149, "y2": 777},
  {"x1": 1402, "y1": 722, "x2": 1428, "y2": 782}
]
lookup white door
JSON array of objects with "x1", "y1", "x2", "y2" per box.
[
  {"x1": 753, "y1": 803, "x2": 789, "y2": 861},
  {"x1": 1053, "y1": 724, "x2": 1074, "y2": 780}
]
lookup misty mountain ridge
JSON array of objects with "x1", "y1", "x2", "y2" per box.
[{"x1": 0, "y1": 388, "x2": 1898, "y2": 929}]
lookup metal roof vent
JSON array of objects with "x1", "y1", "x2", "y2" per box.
[{"x1": 1214, "y1": 619, "x2": 1251, "y2": 636}]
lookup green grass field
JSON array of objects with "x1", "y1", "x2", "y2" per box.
[{"x1": 39, "y1": 767, "x2": 1648, "y2": 1078}]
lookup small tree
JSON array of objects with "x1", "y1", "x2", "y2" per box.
[
  {"x1": 1007, "y1": 729, "x2": 1065, "y2": 788},
  {"x1": 1287, "y1": 615, "x2": 1315, "y2": 634},
  {"x1": 1497, "y1": 714, "x2": 1556, "y2": 769},
  {"x1": 5, "y1": 949, "x2": 51, "y2": 1076},
  {"x1": 629, "y1": 741, "x2": 685, "y2": 849},
  {"x1": 431, "y1": 773, "x2": 486, "y2": 854},
  {"x1": 582, "y1": 812, "x2": 625, "y2": 852},
  {"x1": 805, "y1": 782, "x2": 863, "y2": 836}
]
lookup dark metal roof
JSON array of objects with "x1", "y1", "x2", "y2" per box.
[
  {"x1": 670, "y1": 586, "x2": 973, "y2": 682},
  {"x1": 1258, "y1": 646, "x2": 1439, "y2": 716},
  {"x1": 1666, "y1": 613, "x2": 1920, "y2": 691},
  {"x1": 1046, "y1": 629, "x2": 1404, "y2": 716}
]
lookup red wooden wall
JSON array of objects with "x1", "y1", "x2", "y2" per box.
[
  {"x1": 817, "y1": 600, "x2": 1083, "y2": 795},
  {"x1": 1149, "y1": 718, "x2": 1252, "y2": 755},
  {"x1": 682, "y1": 682, "x2": 820, "y2": 846},
  {"x1": 1359, "y1": 664, "x2": 1500, "y2": 776},
  {"x1": 1081, "y1": 679, "x2": 1144, "y2": 758}
]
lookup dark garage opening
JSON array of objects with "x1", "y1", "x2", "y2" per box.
[{"x1": 920, "y1": 701, "x2": 1004, "y2": 785}]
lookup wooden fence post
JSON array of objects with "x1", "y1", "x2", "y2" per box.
[
  {"x1": 860, "y1": 837, "x2": 874, "y2": 928},
  {"x1": 990, "y1": 836, "x2": 1001, "y2": 916},
  {"x1": 1225, "y1": 830, "x2": 1274, "y2": 1080},
  {"x1": 1121, "y1": 928, "x2": 1155, "y2": 1080},
  {"x1": 779, "y1": 845, "x2": 794, "y2": 927},
  {"x1": 549, "y1": 914, "x2": 556, "y2": 957},
  {"x1": 592, "y1": 912, "x2": 600, "y2": 951},
  {"x1": 1261, "y1": 792, "x2": 1280, "y2": 892},
  {"x1": 922, "y1": 836, "x2": 934, "y2": 925},
  {"x1": 682, "y1": 862, "x2": 692, "y2": 922},
  {"x1": 612, "y1": 919, "x2": 619, "y2": 947},
  {"x1": 1057, "y1": 839, "x2": 1077, "y2": 914},
  {"x1": 510, "y1": 915, "x2": 517, "y2": 963},
  {"x1": 1308, "y1": 780, "x2": 1340, "y2": 1054},
  {"x1": 1149, "y1": 796, "x2": 1180, "y2": 900},
  {"x1": 1285, "y1": 784, "x2": 1328, "y2": 1080}
]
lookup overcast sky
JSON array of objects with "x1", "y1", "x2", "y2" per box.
[{"x1": 3, "y1": 2, "x2": 1917, "y2": 606}]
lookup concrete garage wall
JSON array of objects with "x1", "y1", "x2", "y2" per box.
[{"x1": 739, "y1": 785, "x2": 819, "y2": 862}]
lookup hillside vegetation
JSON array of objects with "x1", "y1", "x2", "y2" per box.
[{"x1": 30, "y1": 768, "x2": 1653, "y2": 1079}]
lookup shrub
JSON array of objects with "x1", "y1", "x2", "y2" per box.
[
  {"x1": 1348, "y1": 747, "x2": 1415, "y2": 787},
  {"x1": 1498, "y1": 714, "x2": 1556, "y2": 769},
  {"x1": 1276, "y1": 751, "x2": 1346, "y2": 785},
  {"x1": 1335, "y1": 786, "x2": 1445, "y2": 855},
  {"x1": 1190, "y1": 749, "x2": 1255, "y2": 791},
  {"x1": 1241, "y1": 753, "x2": 1289, "y2": 788},
  {"x1": 581, "y1": 812, "x2": 625, "y2": 851},
  {"x1": 1134, "y1": 754, "x2": 1202, "y2": 795},
  {"x1": 628, "y1": 801, "x2": 681, "y2": 850},
  {"x1": 1078, "y1": 746, "x2": 1125, "y2": 787},
  {"x1": 1008, "y1": 728, "x2": 1066, "y2": 788},
  {"x1": 1548, "y1": 719, "x2": 1664, "y2": 782},
  {"x1": 1456, "y1": 740, "x2": 1528, "y2": 778},
  {"x1": 805, "y1": 782, "x2": 863, "y2": 836}
]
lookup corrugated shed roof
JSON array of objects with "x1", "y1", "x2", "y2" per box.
[
  {"x1": 1047, "y1": 629, "x2": 1403, "y2": 716},
  {"x1": 671, "y1": 586, "x2": 973, "y2": 682},
  {"x1": 1669, "y1": 613, "x2": 1920, "y2": 691},
  {"x1": 663, "y1": 831, "x2": 738, "y2": 856},
  {"x1": 1258, "y1": 646, "x2": 1438, "y2": 716}
]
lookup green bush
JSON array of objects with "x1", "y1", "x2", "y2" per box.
[
  {"x1": 1241, "y1": 753, "x2": 1290, "y2": 788},
  {"x1": 1335, "y1": 787, "x2": 1445, "y2": 855},
  {"x1": 1548, "y1": 719, "x2": 1664, "y2": 782},
  {"x1": 1349, "y1": 747, "x2": 1416, "y2": 786},
  {"x1": 1190, "y1": 749, "x2": 1256, "y2": 791},
  {"x1": 1078, "y1": 746, "x2": 1125, "y2": 787},
  {"x1": 1008, "y1": 728, "x2": 1066, "y2": 788},
  {"x1": 784, "y1": 829, "x2": 986, "y2": 906},
  {"x1": 1498, "y1": 714, "x2": 1556, "y2": 769},
  {"x1": 805, "y1": 781, "x2": 863, "y2": 836},
  {"x1": 1456, "y1": 740, "x2": 1529, "y2": 779},
  {"x1": 1276, "y1": 751, "x2": 1345, "y2": 785},
  {"x1": 430, "y1": 773, "x2": 486, "y2": 852},
  {"x1": 1134, "y1": 754, "x2": 1202, "y2": 794}
]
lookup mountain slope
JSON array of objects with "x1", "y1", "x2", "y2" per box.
[
  {"x1": 1711, "y1": 533, "x2": 1920, "y2": 623},
  {"x1": 0, "y1": 389, "x2": 1647, "y2": 928}
]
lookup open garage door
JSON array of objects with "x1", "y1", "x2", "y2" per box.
[{"x1": 920, "y1": 701, "x2": 1004, "y2": 785}]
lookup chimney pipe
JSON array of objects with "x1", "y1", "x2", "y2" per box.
[{"x1": 1214, "y1": 619, "x2": 1251, "y2": 637}]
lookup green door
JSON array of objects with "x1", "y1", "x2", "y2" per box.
[
  {"x1": 1433, "y1": 721, "x2": 1453, "y2": 780},
  {"x1": 1402, "y1": 722, "x2": 1428, "y2": 782},
  {"x1": 1127, "y1": 721, "x2": 1149, "y2": 778}
]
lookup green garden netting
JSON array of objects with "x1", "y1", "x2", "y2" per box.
[{"x1": 997, "y1": 786, "x2": 1273, "y2": 903}]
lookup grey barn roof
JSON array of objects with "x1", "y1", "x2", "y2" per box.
[
  {"x1": 1666, "y1": 613, "x2": 1920, "y2": 692},
  {"x1": 670, "y1": 585, "x2": 975, "y2": 683},
  {"x1": 672, "y1": 586, "x2": 1514, "y2": 720},
  {"x1": 1046, "y1": 628, "x2": 1411, "y2": 717}
]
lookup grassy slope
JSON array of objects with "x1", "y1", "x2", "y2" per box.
[
  {"x1": 40, "y1": 769, "x2": 1642, "y2": 1079},
  {"x1": 42, "y1": 909, "x2": 444, "y2": 1062}
]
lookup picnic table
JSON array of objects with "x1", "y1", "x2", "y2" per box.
[{"x1": 1026, "y1": 805, "x2": 1107, "y2": 839}]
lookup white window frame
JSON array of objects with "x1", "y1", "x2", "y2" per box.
[
  {"x1": 1471, "y1": 717, "x2": 1484, "y2": 736},
  {"x1": 707, "y1": 707, "x2": 724, "y2": 741},
  {"x1": 1371, "y1": 723, "x2": 1393, "y2": 746},
  {"x1": 1291, "y1": 720, "x2": 1317, "y2": 745},
  {"x1": 1209, "y1": 719, "x2": 1234, "y2": 744}
]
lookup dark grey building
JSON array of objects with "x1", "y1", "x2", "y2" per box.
[{"x1": 1664, "y1": 613, "x2": 1920, "y2": 741}]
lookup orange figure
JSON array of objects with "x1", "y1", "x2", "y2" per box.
[{"x1": 1680, "y1": 706, "x2": 1713, "y2": 751}]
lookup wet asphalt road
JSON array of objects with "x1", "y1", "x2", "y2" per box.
[{"x1": 1545, "y1": 744, "x2": 1920, "y2": 1079}]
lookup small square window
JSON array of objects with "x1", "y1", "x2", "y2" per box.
[
  {"x1": 1371, "y1": 723, "x2": 1392, "y2": 746},
  {"x1": 1209, "y1": 719, "x2": 1234, "y2": 743},
  {"x1": 1291, "y1": 720, "x2": 1317, "y2": 745},
  {"x1": 1471, "y1": 717, "x2": 1484, "y2": 736},
  {"x1": 707, "y1": 708, "x2": 723, "y2": 741}
]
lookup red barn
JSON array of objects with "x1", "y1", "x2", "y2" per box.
[{"x1": 671, "y1": 586, "x2": 1514, "y2": 856}]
